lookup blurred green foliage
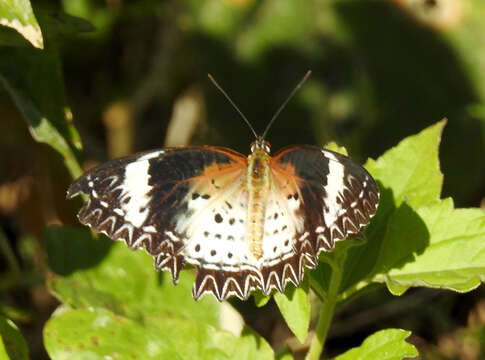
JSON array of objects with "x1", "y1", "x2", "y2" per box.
[{"x1": 2, "y1": 0, "x2": 485, "y2": 359}]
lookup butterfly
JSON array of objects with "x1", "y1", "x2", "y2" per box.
[{"x1": 67, "y1": 72, "x2": 379, "y2": 301}]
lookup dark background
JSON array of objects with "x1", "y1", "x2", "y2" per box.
[{"x1": 1, "y1": 0, "x2": 485, "y2": 358}]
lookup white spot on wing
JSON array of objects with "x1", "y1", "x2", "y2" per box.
[
  {"x1": 165, "y1": 231, "x2": 179, "y2": 241},
  {"x1": 114, "y1": 208, "x2": 124, "y2": 216},
  {"x1": 143, "y1": 225, "x2": 157, "y2": 233},
  {"x1": 322, "y1": 151, "x2": 346, "y2": 227},
  {"x1": 118, "y1": 159, "x2": 153, "y2": 227},
  {"x1": 299, "y1": 232, "x2": 309, "y2": 241},
  {"x1": 315, "y1": 226, "x2": 325, "y2": 234}
]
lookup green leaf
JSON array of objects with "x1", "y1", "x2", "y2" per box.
[
  {"x1": 365, "y1": 120, "x2": 445, "y2": 208},
  {"x1": 274, "y1": 283, "x2": 310, "y2": 343},
  {"x1": 235, "y1": 327, "x2": 275, "y2": 360},
  {"x1": 334, "y1": 329, "x2": 418, "y2": 360},
  {"x1": 0, "y1": 47, "x2": 83, "y2": 179},
  {"x1": 0, "y1": 315, "x2": 29, "y2": 360},
  {"x1": 276, "y1": 351, "x2": 294, "y2": 360},
  {"x1": 338, "y1": 120, "x2": 485, "y2": 299},
  {"x1": 310, "y1": 235, "x2": 367, "y2": 300},
  {"x1": 375, "y1": 198, "x2": 485, "y2": 295},
  {"x1": 340, "y1": 121, "x2": 446, "y2": 294},
  {"x1": 45, "y1": 225, "x2": 220, "y2": 326},
  {"x1": 44, "y1": 308, "x2": 273, "y2": 360},
  {"x1": 367, "y1": 202, "x2": 429, "y2": 279},
  {"x1": 45, "y1": 226, "x2": 112, "y2": 276},
  {"x1": 325, "y1": 141, "x2": 348, "y2": 156},
  {"x1": 0, "y1": 0, "x2": 43, "y2": 48},
  {"x1": 253, "y1": 291, "x2": 271, "y2": 308}
]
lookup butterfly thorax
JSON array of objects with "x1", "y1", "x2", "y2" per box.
[{"x1": 246, "y1": 142, "x2": 271, "y2": 259}]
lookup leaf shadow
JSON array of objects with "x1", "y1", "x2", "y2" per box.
[
  {"x1": 341, "y1": 182, "x2": 430, "y2": 292},
  {"x1": 0, "y1": 25, "x2": 37, "y2": 48},
  {"x1": 240, "y1": 326, "x2": 264, "y2": 348},
  {"x1": 45, "y1": 225, "x2": 112, "y2": 276},
  {"x1": 374, "y1": 199, "x2": 430, "y2": 275}
]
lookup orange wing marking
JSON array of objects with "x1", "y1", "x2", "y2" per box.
[
  {"x1": 148, "y1": 149, "x2": 247, "y2": 208},
  {"x1": 270, "y1": 157, "x2": 305, "y2": 202}
]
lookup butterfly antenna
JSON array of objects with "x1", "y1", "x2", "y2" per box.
[
  {"x1": 261, "y1": 70, "x2": 312, "y2": 140},
  {"x1": 208, "y1": 74, "x2": 258, "y2": 139}
]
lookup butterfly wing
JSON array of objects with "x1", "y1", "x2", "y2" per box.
[
  {"x1": 170, "y1": 157, "x2": 261, "y2": 301},
  {"x1": 67, "y1": 146, "x2": 249, "y2": 291},
  {"x1": 68, "y1": 144, "x2": 379, "y2": 301},
  {"x1": 261, "y1": 145, "x2": 379, "y2": 289}
]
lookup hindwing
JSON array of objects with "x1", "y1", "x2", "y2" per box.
[{"x1": 271, "y1": 145, "x2": 379, "y2": 261}]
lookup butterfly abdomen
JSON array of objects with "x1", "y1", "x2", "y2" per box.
[{"x1": 246, "y1": 149, "x2": 271, "y2": 259}]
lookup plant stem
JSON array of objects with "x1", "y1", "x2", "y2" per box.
[
  {"x1": 305, "y1": 261, "x2": 343, "y2": 360},
  {"x1": 309, "y1": 276, "x2": 327, "y2": 302}
]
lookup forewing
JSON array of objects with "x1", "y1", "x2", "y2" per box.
[
  {"x1": 269, "y1": 145, "x2": 379, "y2": 279},
  {"x1": 67, "y1": 146, "x2": 248, "y2": 292}
]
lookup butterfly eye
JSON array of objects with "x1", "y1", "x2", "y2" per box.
[
  {"x1": 250, "y1": 141, "x2": 256, "y2": 153},
  {"x1": 263, "y1": 140, "x2": 271, "y2": 153},
  {"x1": 250, "y1": 139, "x2": 271, "y2": 153}
]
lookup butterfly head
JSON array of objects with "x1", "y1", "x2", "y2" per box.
[{"x1": 250, "y1": 137, "x2": 271, "y2": 154}]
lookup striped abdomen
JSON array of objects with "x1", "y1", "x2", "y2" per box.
[{"x1": 246, "y1": 149, "x2": 271, "y2": 259}]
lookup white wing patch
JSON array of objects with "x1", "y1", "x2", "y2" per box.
[
  {"x1": 112, "y1": 152, "x2": 164, "y2": 227},
  {"x1": 321, "y1": 150, "x2": 346, "y2": 229},
  {"x1": 172, "y1": 166, "x2": 307, "y2": 298},
  {"x1": 261, "y1": 191, "x2": 301, "y2": 264},
  {"x1": 175, "y1": 171, "x2": 304, "y2": 272},
  {"x1": 175, "y1": 169, "x2": 256, "y2": 269}
]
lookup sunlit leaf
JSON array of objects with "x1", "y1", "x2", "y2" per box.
[
  {"x1": 376, "y1": 198, "x2": 485, "y2": 295},
  {"x1": 0, "y1": 0, "x2": 43, "y2": 48},
  {"x1": 335, "y1": 328, "x2": 418, "y2": 360},
  {"x1": 0, "y1": 315, "x2": 29, "y2": 360},
  {"x1": 44, "y1": 308, "x2": 273, "y2": 360},
  {"x1": 253, "y1": 291, "x2": 271, "y2": 307},
  {"x1": 45, "y1": 225, "x2": 220, "y2": 326},
  {"x1": 274, "y1": 283, "x2": 310, "y2": 343},
  {"x1": 325, "y1": 141, "x2": 348, "y2": 156},
  {"x1": 365, "y1": 120, "x2": 445, "y2": 209},
  {"x1": 341, "y1": 121, "x2": 446, "y2": 293}
]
